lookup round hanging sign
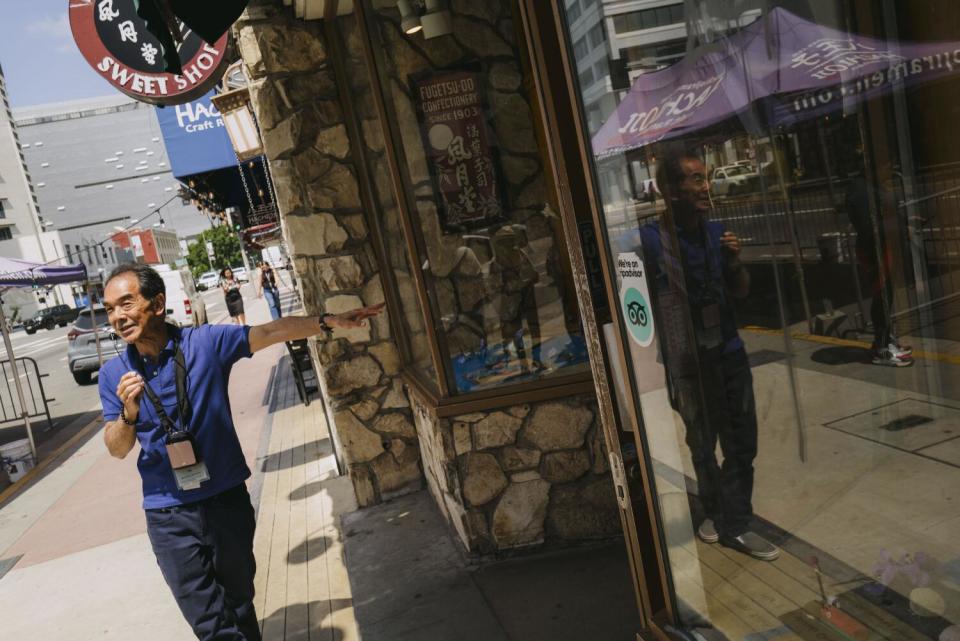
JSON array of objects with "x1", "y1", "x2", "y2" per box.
[{"x1": 69, "y1": 0, "x2": 230, "y2": 106}]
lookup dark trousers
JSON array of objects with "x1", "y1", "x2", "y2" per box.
[
  {"x1": 145, "y1": 484, "x2": 261, "y2": 641},
  {"x1": 676, "y1": 348, "x2": 758, "y2": 537}
]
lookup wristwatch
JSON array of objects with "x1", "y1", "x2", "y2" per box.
[
  {"x1": 120, "y1": 406, "x2": 137, "y2": 426},
  {"x1": 318, "y1": 314, "x2": 334, "y2": 335}
]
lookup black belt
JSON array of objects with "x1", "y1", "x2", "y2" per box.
[{"x1": 147, "y1": 483, "x2": 247, "y2": 513}]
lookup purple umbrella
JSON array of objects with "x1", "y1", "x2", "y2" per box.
[
  {"x1": 592, "y1": 7, "x2": 960, "y2": 158},
  {"x1": 0, "y1": 256, "x2": 87, "y2": 466}
]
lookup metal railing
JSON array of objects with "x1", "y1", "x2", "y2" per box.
[{"x1": 0, "y1": 357, "x2": 54, "y2": 432}]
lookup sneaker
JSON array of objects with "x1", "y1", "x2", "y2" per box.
[
  {"x1": 697, "y1": 519, "x2": 719, "y2": 544},
  {"x1": 872, "y1": 346, "x2": 914, "y2": 367},
  {"x1": 890, "y1": 336, "x2": 912, "y2": 354},
  {"x1": 720, "y1": 531, "x2": 780, "y2": 561}
]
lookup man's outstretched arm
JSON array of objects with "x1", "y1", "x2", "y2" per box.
[{"x1": 248, "y1": 304, "x2": 385, "y2": 354}]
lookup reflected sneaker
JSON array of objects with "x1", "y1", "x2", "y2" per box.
[
  {"x1": 697, "y1": 519, "x2": 719, "y2": 544},
  {"x1": 872, "y1": 345, "x2": 914, "y2": 367},
  {"x1": 720, "y1": 532, "x2": 780, "y2": 561}
]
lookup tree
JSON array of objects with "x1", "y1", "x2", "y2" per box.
[{"x1": 186, "y1": 225, "x2": 242, "y2": 278}]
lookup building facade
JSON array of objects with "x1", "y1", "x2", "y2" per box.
[
  {"x1": 111, "y1": 228, "x2": 182, "y2": 266},
  {"x1": 13, "y1": 96, "x2": 205, "y2": 294},
  {"x1": 0, "y1": 63, "x2": 72, "y2": 319},
  {"x1": 233, "y1": 1, "x2": 960, "y2": 639}
]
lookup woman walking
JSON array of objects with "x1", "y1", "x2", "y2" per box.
[
  {"x1": 257, "y1": 261, "x2": 283, "y2": 320},
  {"x1": 220, "y1": 267, "x2": 246, "y2": 325}
]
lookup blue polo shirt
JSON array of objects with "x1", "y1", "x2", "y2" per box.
[
  {"x1": 98, "y1": 324, "x2": 253, "y2": 509},
  {"x1": 637, "y1": 220, "x2": 744, "y2": 354}
]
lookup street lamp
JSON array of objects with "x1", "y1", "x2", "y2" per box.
[{"x1": 211, "y1": 88, "x2": 263, "y2": 161}]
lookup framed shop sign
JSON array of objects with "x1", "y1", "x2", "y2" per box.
[
  {"x1": 69, "y1": 0, "x2": 230, "y2": 106},
  {"x1": 411, "y1": 68, "x2": 506, "y2": 233}
]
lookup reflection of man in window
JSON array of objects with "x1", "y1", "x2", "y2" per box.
[{"x1": 639, "y1": 150, "x2": 779, "y2": 561}]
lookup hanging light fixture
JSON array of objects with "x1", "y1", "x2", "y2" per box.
[
  {"x1": 211, "y1": 88, "x2": 264, "y2": 161},
  {"x1": 421, "y1": 0, "x2": 452, "y2": 38},
  {"x1": 397, "y1": 0, "x2": 422, "y2": 35}
]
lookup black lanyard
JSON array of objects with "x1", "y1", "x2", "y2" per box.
[{"x1": 134, "y1": 337, "x2": 192, "y2": 437}]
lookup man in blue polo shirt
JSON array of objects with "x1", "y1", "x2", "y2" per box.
[
  {"x1": 99, "y1": 264, "x2": 382, "y2": 640},
  {"x1": 638, "y1": 150, "x2": 778, "y2": 561}
]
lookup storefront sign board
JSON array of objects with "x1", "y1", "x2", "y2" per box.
[
  {"x1": 69, "y1": 0, "x2": 229, "y2": 106},
  {"x1": 411, "y1": 69, "x2": 504, "y2": 232}
]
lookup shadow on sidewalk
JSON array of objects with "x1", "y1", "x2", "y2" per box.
[
  {"x1": 0, "y1": 409, "x2": 102, "y2": 498},
  {"x1": 259, "y1": 438, "x2": 332, "y2": 473},
  {"x1": 260, "y1": 598, "x2": 353, "y2": 640}
]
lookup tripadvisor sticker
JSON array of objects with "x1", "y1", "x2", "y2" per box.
[{"x1": 617, "y1": 252, "x2": 655, "y2": 347}]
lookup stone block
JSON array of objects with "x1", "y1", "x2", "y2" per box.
[
  {"x1": 316, "y1": 255, "x2": 365, "y2": 292},
  {"x1": 285, "y1": 213, "x2": 348, "y2": 256},
  {"x1": 350, "y1": 398, "x2": 380, "y2": 422},
  {"x1": 453, "y1": 413, "x2": 487, "y2": 423},
  {"x1": 473, "y1": 412, "x2": 523, "y2": 450},
  {"x1": 490, "y1": 92, "x2": 538, "y2": 154},
  {"x1": 453, "y1": 421, "x2": 473, "y2": 456},
  {"x1": 265, "y1": 110, "x2": 305, "y2": 159},
  {"x1": 373, "y1": 412, "x2": 416, "y2": 439},
  {"x1": 326, "y1": 354, "x2": 383, "y2": 396},
  {"x1": 508, "y1": 404, "x2": 531, "y2": 419},
  {"x1": 334, "y1": 410, "x2": 384, "y2": 464},
  {"x1": 455, "y1": 277, "x2": 485, "y2": 311},
  {"x1": 541, "y1": 449, "x2": 591, "y2": 483},
  {"x1": 342, "y1": 214, "x2": 368, "y2": 240},
  {"x1": 461, "y1": 453, "x2": 508, "y2": 507},
  {"x1": 491, "y1": 479, "x2": 550, "y2": 548},
  {"x1": 281, "y1": 71, "x2": 338, "y2": 107},
  {"x1": 268, "y1": 158, "x2": 307, "y2": 214},
  {"x1": 452, "y1": 16, "x2": 513, "y2": 58},
  {"x1": 498, "y1": 446, "x2": 541, "y2": 472},
  {"x1": 237, "y1": 26, "x2": 265, "y2": 78},
  {"x1": 452, "y1": 0, "x2": 500, "y2": 23},
  {"x1": 317, "y1": 337, "x2": 347, "y2": 366},
  {"x1": 301, "y1": 157, "x2": 361, "y2": 210},
  {"x1": 510, "y1": 470, "x2": 541, "y2": 483},
  {"x1": 546, "y1": 476, "x2": 620, "y2": 541},
  {"x1": 381, "y1": 379, "x2": 409, "y2": 410},
  {"x1": 316, "y1": 124, "x2": 350, "y2": 159},
  {"x1": 522, "y1": 401, "x2": 594, "y2": 452},
  {"x1": 370, "y1": 449, "x2": 422, "y2": 497},
  {"x1": 489, "y1": 62, "x2": 521, "y2": 92},
  {"x1": 368, "y1": 342, "x2": 400, "y2": 375},
  {"x1": 255, "y1": 22, "x2": 327, "y2": 76},
  {"x1": 501, "y1": 155, "x2": 540, "y2": 186}
]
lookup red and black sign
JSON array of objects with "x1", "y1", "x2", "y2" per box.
[
  {"x1": 69, "y1": 0, "x2": 229, "y2": 106},
  {"x1": 412, "y1": 69, "x2": 505, "y2": 232}
]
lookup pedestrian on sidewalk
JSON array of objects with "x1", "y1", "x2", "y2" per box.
[
  {"x1": 255, "y1": 261, "x2": 282, "y2": 320},
  {"x1": 220, "y1": 267, "x2": 246, "y2": 325},
  {"x1": 98, "y1": 263, "x2": 383, "y2": 641}
]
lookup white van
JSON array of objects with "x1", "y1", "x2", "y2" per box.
[{"x1": 154, "y1": 265, "x2": 208, "y2": 327}]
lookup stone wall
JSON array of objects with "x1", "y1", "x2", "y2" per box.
[
  {"x1": 235, "y1": 1, "x2": 422, "y2": 506},
  {"x1": 412, "y1": 392, "x2": 620, "y2": 553}
]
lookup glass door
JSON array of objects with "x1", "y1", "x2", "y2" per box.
[{"x1": 559, "y1": 1, "x2": 960, "y2": 639}]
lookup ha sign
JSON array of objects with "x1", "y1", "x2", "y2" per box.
[{"x1": 69, "y1": 0, "x2": 229, "y2": 106}]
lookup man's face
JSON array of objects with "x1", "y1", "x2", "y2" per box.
[
  {"x1": 676, "y1": 157, "x2": 711, "y2": 214},
  {"x1": 103, "y1": 273, "x2": 165, "y2": 344}
]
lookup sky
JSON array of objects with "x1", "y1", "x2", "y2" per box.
[{"x1": 0, "y1": 0, "x2": 117, "y2": 108}]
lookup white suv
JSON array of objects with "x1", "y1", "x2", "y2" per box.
[
  {"x1": 710, "y1": 164, "x2": 757, "y2": 197},
  {"x1": 196, "y1": 270, "x2": 220, "y2": 291}
]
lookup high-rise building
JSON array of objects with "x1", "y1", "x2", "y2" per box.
[
  {"x1": 0, "y1": 62, "x2": 72, "y2": 319},
  {"x1": 13, "y1": 95, "x2": 206, "y2": 289}
]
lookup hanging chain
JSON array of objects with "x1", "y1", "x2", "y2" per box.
[
  {"x1": 236, "y1": 154, "x2": 256, "y2": 214},
  {"x1": 261, "y1": 155, "x2": 278, "y2": 214}
]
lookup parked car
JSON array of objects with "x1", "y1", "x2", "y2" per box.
[
  {"x1": 24, "y1": 304, "x2": 80, "y2": 334},
  {"x1": 710, "y1": 164, "x2": 758, "y2": 197},
  {"x1": 67, "y1": 306, "x2": 123, "y2": 385},
  {"x1": 230, "y1": 266, "x2": 249, "y2": 283},
  {"x1": 155, "y1": 265, "x2": 208, "y2": 327},
  {"x1": 195, "y1": 270, "x2": 220, "y2": 291}
]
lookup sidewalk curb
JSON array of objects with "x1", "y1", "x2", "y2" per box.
[{"x1": 0, "y1": 414, "x2": 103, "y2": 509}]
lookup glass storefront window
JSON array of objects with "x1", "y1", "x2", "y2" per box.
[
  {"x1": 565, "y1": 1, "x2": 960, "y2": 638},
  {"x1": 360, "y1": 0, "x2": 591, "y2": 395}
]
